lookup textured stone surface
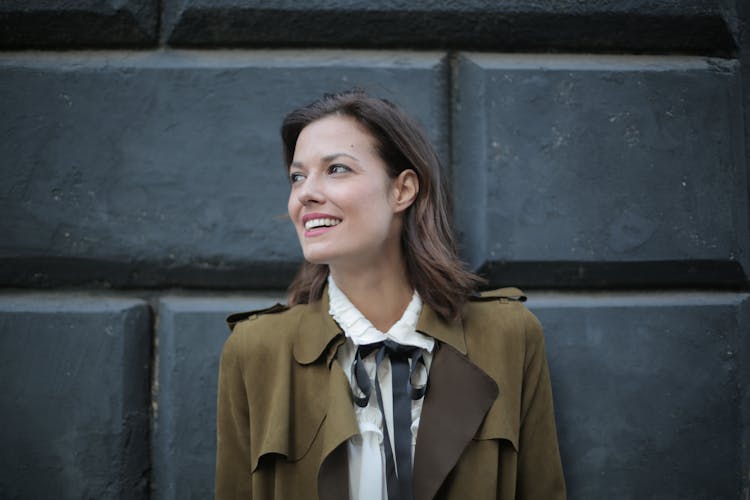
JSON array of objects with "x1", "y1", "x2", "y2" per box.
[
  {"x1": 0, "y1": 0, "x2": 158, "y2": 48},
  {"x1": 0, "y1": 294, "x2": 151, "y2": 499},
  {"x1": 453, "y1": 54, "x2": 748, "y2": 288},
  {"x1": 152, "y1": 294, "x2": 283, "y2": 499},
  {"x1": 164, "y1": 0, "x2": 737, "y2": 55},
  {"x1": 0, "y1": 51, "x2": 448, "y2": 288},
  {"x1": 741, "y1": 291, "x2": 750, "y2": 499},
  {"x1": 739, "y1": 2, "x2": 750, "y2": 496},
  {"x1": 528, "y1": 292, "x2": 747, "y2": 500}
]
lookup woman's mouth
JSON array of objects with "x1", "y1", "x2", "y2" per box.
[
  {"x1": 304, "y1": 217, "x2": 342, "y2": 231},
  {"x1": 302, "y1": 215, "x2": 342, "y2": 236}
]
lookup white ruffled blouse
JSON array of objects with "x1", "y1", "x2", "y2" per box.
[{"x1": 327, "y1": 276, "x2": 435, "y2": 500}]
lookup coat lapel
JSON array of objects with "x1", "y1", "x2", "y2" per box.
[{"x1": 413, "y1": 313, "x2": 499, "y2": 500}]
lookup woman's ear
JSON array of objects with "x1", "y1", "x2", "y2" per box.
[{"x1": 392, "y1": 169, "x2": 419, "y2": 213}]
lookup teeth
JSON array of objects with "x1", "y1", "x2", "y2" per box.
[{"x1": 304, "y1": 218, "x2": 341, "y2": 230}]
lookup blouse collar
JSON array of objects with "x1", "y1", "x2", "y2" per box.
[{"x1": 327, "y1": 275, "x2": 435, "y2": 352}]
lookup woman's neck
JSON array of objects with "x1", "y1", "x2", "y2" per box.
[{"x1": 330, "y1": 263, "x2": 413, "y2": 333}]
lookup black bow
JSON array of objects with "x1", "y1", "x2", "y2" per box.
[{"x1": 350, "y1": 340, "x2": 428, "y2": 500}]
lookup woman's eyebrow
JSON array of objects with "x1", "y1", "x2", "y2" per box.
[
  {"x1": 290, "y1": 152, "x2": 360, "y2": 170},
  {"x1": 321, "y1": 152, "x2": 359, "y2": 163}
]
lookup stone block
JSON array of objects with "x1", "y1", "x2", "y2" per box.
[
  {"x1": 163, "y1": 0, "x2": 736, "y2": 55},
  {"x1": 527, "y1": 292, "x2": 747, "y2": 500},
  {"x1": 0, "y1": 294, "x2": 151, "y2": 499},
  {"x1": 152, "y1": 294, "x2": 283, "y2": 499},
  {"x1": 453, "y1": 54, "x2": 748, "y2": 288},
  {"x1": 0, "y1": 51, "x2": 448, "y2": 288},
  {"x1": 0, "y1": 0, "x2": 158, "y2": 48}
]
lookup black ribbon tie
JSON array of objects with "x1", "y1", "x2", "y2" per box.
[{"x1": 351, "y1": 340, "x2": 428, "y2": 500}]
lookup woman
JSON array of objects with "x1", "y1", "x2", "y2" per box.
[{"x1": 215, "y1": 90, "x2": 566, "y2": 500}]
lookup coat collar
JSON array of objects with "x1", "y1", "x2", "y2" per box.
[
  {"x1": 293, "y1": 287, "x2": 468, "y2": 364},
  {"x1": 415, "y1": 300, "x2": 467, "y2": 354},
  {"x1": 292, "y1": 289, "x2": 343, "y2": 365}
]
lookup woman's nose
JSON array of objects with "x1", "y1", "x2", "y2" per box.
[{"x1": 296, "y1": 174, "x2": 324, "y2": 206}]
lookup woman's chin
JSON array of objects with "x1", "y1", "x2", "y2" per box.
[{"x1": 301, "y1": 252, "x2": 332, "y2": 266}]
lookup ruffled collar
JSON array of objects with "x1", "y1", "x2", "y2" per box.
[{"x1": 327, "y1": 275, "x2": 434, "y2": 352}]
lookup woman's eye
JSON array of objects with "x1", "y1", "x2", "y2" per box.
[
  {"x1": 289, "y1": 172, "x2": 304, "y2": 183},
  {"x1": 328, "y1": 164, "x2": 350, "y2": 174}
]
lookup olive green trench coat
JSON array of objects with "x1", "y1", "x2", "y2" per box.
[{"x1": 215, "y1": 288, "x2": 566, "y2": 500}]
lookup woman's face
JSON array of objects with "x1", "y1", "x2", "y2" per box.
[{"x1": 287, "y1": 114, "x2": 410, "y2": 271}]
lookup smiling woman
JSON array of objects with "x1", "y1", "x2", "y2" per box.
[
  {"x1": 286, "y1": 115, "x2": 413, "y2": 282},
  {"x1": 215, "y1": 90, "x2": 566, "y2": 500},
  {"x1": 280, "y1": 92, "x2": 480, "y2": 324}
]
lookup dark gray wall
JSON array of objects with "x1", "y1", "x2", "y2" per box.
[{"x1": 0, "y1": 1, "x2": 747, "y2": 499}]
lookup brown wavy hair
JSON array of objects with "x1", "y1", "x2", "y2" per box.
[{"x1": 281, "y1": 90, "x2": 482, "y2": 321}]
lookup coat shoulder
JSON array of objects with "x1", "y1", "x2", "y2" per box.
[
  {"x1": 471, "y1": 286, "x2": 527, "y2": 303},
  {"x1": 222, "y1": 302, "x2": 307, "y2": 358},
  {"x1": 465, "y1": 287, "x2": 544, "y2": 345},
  {"x1": 226, "y1": 302, "x2": 291, "y2": 330}
]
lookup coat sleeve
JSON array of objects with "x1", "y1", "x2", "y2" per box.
[
  {"x1": 516, "y1": 310, "x2": 567, "y2": 499},
  {"x1": 215, "y1": 332, "x2": 252, "y2": 499}
]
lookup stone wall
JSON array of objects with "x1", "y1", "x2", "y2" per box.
[{"x1": 1, "y1": 1, "x2": 748, "y2": 498}]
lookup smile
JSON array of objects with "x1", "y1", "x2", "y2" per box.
[{"x1": 304, "y1": 217, "x2": 342, "y2": 231}]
